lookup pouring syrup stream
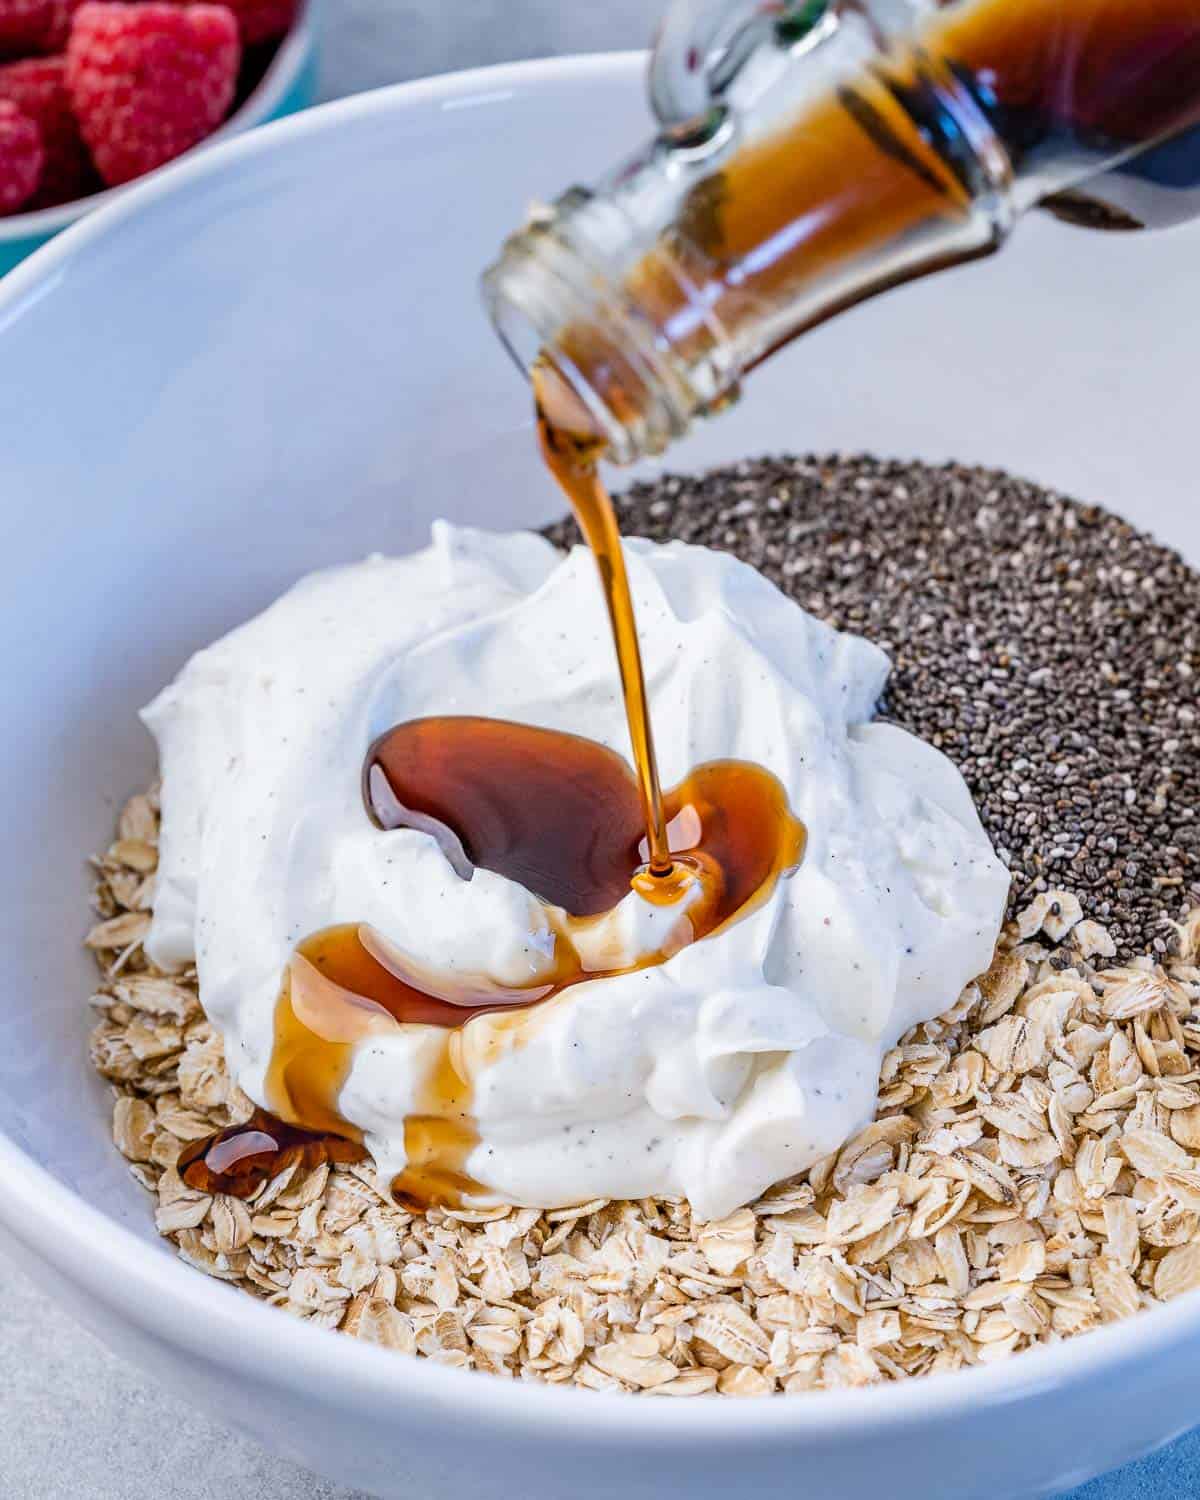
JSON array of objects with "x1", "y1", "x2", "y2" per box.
[{"x1": 533, "y1": 355, "x2": 674, "y2": 878}]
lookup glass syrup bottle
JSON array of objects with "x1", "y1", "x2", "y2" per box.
[{"x1": 483, "y1": 0, "x2": 1200, "y2": 465}]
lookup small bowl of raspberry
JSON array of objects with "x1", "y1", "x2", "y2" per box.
[{"x1": 0, "y1": 0, "x2": 316, "y2": 271}]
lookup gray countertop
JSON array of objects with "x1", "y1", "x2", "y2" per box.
[{"x1": 4, "y1": 5, "x2": 1197, "y2": 1497}]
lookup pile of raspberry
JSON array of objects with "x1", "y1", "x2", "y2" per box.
[{"x1": 0, "y1": 0, "x2": 295, "y2": 212}]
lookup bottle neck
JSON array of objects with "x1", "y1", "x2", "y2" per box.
[{"x1": 482, "y1": 0, "x2": 1200, "y2": 465}]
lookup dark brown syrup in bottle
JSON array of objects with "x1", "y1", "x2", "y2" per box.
[{"x1": 538, "y1": 0, "x2": 1200, "y2": 443}]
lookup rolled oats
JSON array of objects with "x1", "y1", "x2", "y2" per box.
[{"x1": 87, "y1": 798, "x2": 1200, "y2": 1395}]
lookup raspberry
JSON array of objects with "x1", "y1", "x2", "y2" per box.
[
  {"x1": 0, "y1": 57, "x2": 91, "y2": 206},
  {"x1": 0, "y1": 0, "x2": 54, "y2": 57},
  {"x1": 66, "y1": 2, "x2": 240, "y2": 187},
  {"x1": 0, "y1": 97, "x2": 42, "y2": 213},
  {"x1": 43, "y1": 0, "x2": 83, "y2": 50},
  {"x1": 219, "y1": 0, "x2": 293, "y2": 46}
]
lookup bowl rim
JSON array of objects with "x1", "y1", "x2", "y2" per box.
[
  {"x1": 2, "y1": 48, "x2": 1199, "y2": 1446},
  {"x1": 0, "y1": 0, "x2": 316, "y2": 242}
]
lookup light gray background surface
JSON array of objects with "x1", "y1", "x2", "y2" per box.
[{"x1": 3, "y1": 4, "x2": 1197, "y2": 1497}]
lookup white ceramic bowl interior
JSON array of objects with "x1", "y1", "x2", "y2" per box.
[{"x1": 2, "y1": 53, "x2": 1200, "y2": 1500}]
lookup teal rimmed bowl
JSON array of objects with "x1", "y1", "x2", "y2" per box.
[{"x1": 0, "y1": 0, "x2": 319, "y2": 275}]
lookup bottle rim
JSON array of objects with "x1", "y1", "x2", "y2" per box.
[{"x1": 481, "y1": 204, "x2": 701, "y2": 466}]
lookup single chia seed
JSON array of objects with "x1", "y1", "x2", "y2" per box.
[{"x1": 543, "y1": 454, "x2": 1200, "y2": 956}]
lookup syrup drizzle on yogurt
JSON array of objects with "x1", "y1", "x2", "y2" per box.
[
  {"x1": 180, "y1": 364, "x2": 806, "y2": 1209},
  {"x1": 181, "y1": 720, "x2": 804, "y2": 1206}
]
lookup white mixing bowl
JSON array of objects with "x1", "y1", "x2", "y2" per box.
[{"x1": 1, "y1": 52, "x2": 1199, "y2": 1500}]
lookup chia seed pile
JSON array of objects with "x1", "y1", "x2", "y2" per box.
[{"x1": 544, "y1": 454, "x2": 1200, "y2": 957}]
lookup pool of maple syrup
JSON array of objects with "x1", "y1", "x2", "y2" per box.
[
  {"x1": 364, "y1": 715, "x2": 648, "y2": 915},
  {"x1": 177, "y1": 1109, "x2": 366, "y2": 1198},
  {"x1": 181, "y1": 361, "x2": 806, "y2": 1210}
]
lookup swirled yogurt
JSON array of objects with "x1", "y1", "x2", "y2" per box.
[{"x1": 144, "y1": 523, "x2": 1008, "y2": 1220}]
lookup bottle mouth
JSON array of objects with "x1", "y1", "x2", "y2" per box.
[
  {"x1": 480, "y1": 195, "x2": 700, "y2": 467},
  {"x1": 483, "y1": 268, "x2": 636, "y2": 465}
]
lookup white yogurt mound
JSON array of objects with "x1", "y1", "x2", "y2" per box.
[{"x1": 144, "y1": 524, "x2": 1009, "y2": 1221}]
